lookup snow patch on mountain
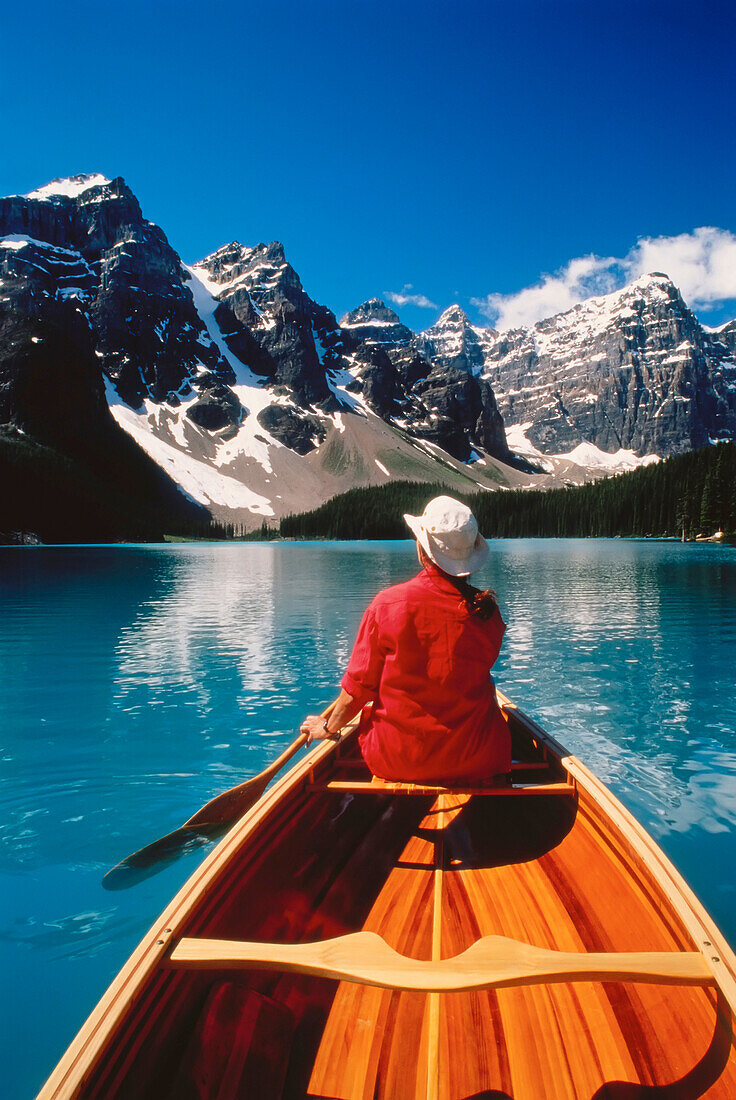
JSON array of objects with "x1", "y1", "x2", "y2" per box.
[
  {"x1": 324, "y1": 362, "x2": 369, "y2": 414},
  {"x1": 562, "y1": 441, "x2": 660, "y2": 471},
  {"x1": 106, "y1": 382, "x2": 273, "y2": 513},
  {"x1": 25, "y1": 174, "x2": 111, "y2": 201},
  {"x1": 506, "y1": 422, "x2": 660, "y2": 473},
  {"x1": 0, "y1": 234, "x2": 90, "y2": 261}
]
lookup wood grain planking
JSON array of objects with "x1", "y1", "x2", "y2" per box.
[
  {"x1": 424, "y1": 795, "x2": 448, "y2": 1100},
  {"x1": 447, "y1": 856, "x2": 636, "y2": 1094},
  {"x1": 39, "y1": 700, "x2": 736, "y2": 1100},
  {"x1": 541, "y1": 808, "x2": 736, "y2": 1090},
  {"x1": 436, "y1": 797, "x2": 736, "y2": 1096},
  {"x1": 308, "y1": 817, "x2": 437, "y2": 1098}
]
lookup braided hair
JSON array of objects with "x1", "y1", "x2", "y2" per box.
[{"x1": 446, "y1": 573, "x2": 499, "y2": 621}]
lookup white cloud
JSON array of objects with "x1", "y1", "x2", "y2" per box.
[
  {"x1": 472, "y1": 254, "x2": 621, "y2": 331},
  {"x1": 472, "y1": 227, "x2": 736, "y2": 331},
  {"x1": 627, "y1": 227, "x2": 736, "y2": 306},
  {"x1": 385, "y1": 283, "x2": 437, "y2": 309}
]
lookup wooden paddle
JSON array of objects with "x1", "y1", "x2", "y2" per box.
[{"x1": 102, "y1": 702, "x2": 338, "y2": 890}]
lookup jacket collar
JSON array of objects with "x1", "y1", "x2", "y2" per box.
[{"x1": 419, "y1": 562, "x2": 466, "y2": 596}]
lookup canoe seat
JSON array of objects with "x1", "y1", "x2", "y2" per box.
[
  {"x1": 170, "y1": 931, "x2": 713, "y2": 991},
  {"x1": 309, "y1": 778, "x2": 575, "y2": 796}
]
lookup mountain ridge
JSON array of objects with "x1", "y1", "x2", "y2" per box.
[{"x1": 1, "y1": 173, "x2": 734, "y2": 535}]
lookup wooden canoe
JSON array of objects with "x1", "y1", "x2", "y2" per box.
[{"x1": 38, "y1": 692, "x2": 736, "y2": 1099}]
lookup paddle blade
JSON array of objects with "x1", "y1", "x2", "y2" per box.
[
  {"x1": 102, "y1": 724, "x2": 319, "y2": 888},
  {"x1": 102, "y1": 822, "x2": 229, "y2": 891},
  {"x1": 102, "y1": 776, "x2": 272, "y2": 889}
]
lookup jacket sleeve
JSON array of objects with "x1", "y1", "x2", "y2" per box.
[
  {"x1": 341, "y1": 603, "x2": 385, "y2": 705},
  {"x1": 486, "y1": 604, "x2": 507, "y2": 667}
]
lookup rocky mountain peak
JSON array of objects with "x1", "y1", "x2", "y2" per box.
[
  {"x1": 199, "y1": 240, "x2": 247, "y2": 264},
  {"x1": 194, "y1": 241, "x2": 253, "y2": 287},
  {"x1": 260, "y1": 240, "x2": 286, "y2": 264},
  {"x1": 415, "y1": 303, "x2": 495, "y2": 378},
  {"x1": 3, "y1": 170, "x2": 734, "y2": 534},
  {"x1": 623, "y1": 271, "x2": 683, "y2": 306},
  {"x1": 195, "y1": 239, "x2": 293, "y2": 291},
  {"x1": 633, "y1": 270, "x2": 675, "y2": 287},
  {"x1": 711, "y1": 319, "x2": 736, "y2": 356},
  {"x1": 435, "y1": 304, "x2": 470, "y2": 327},
  {"x1": 340, "y1": 298, "x2": 414, "y2": 347},
  {"x1": 341, "y1": 298, "x2": 400, "y2": 325},
  {"x1": 481, "y1": 271, "x2": 736, "y2": 457},
  {"x1": 1, "y1": 174, "x2": 145, "y2": 259},
  {"x1": 0, "y1": 173, "x2": 236, "y2": 416},
  {"x1": 192, "y1": 236, "x2": 343, "y2": 415},
  {"x1": 24, "y1": 173, "x2": 113, "y2": 202}
]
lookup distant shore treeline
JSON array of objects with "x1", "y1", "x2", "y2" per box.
[{"x1": 276, "y1": 441, "x2": 736, "y2": 541}]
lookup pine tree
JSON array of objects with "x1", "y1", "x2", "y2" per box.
[{"x1": 700, "y1": 470, "x2": 716, "y2": 535}]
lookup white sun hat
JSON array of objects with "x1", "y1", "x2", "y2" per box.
[{"x1": 403, "y1": 495, "x2": 489, "y2": 577}]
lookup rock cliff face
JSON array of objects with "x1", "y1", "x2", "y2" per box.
[
  {"x1": 190, "y1": 258, "x2": 512, "y2": 463},
  {"x1": 341, "y1": 298, "x2": 415, "y2": 348},
  {"x1": 190, "y1": 241, "x2": 349, "y2": 449},
  {"x1": 338, "y1": 299, "x2": 511, "y2": 463},
  {"x1": 192, "y1": 241, "x2": 347, "y2": 409},
  {"x1": 0, "y1": 174, "x2": 514, "y2": 528},
  {"x1": 0, "y1": 174, "x2": 237, "y2": 429},
  {"x1": 0, "y1": 174, "x2": 510, "y2": 475},
  {"x1": 0, "y1": 186, "x2": 209, "y2": 535},
  {"x1": 712, "y1": 320, "x2": 736, "y2": 358},
  {"x1": 416, "y1": 305, "x2": 495, "y2": 377},
  {"x1": 448, "y1": 276, "x2": 736, "y2": 457}
]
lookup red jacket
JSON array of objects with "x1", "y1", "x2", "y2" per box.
[{"x1": 341, "y1": 564, "x2": 511, "y2": 783}]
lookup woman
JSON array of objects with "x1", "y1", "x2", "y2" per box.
[{"x1": 300, "y1": 495, "x2": 511, "y2": 784}]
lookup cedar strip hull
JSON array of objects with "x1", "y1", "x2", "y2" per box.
[{"x1": 38, "y1": 702, "x2": 736, "y2": 1100}]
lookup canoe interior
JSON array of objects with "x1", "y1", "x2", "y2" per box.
[{"x1": 66, "y1": 717, "x2": 736, "y2": 1099}]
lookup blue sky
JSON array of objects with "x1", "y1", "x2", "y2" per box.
[{"x1": 3, "y1": 0, "x2": 735, "y2": 330}]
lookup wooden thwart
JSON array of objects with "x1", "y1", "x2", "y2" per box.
[
  {"x1": 170, "y1": 931, "x2": 713, "y2": 992},
  {"x1": 310, "y1": 779, "x2": 575, "y2": 797},
  {"x1": 335, "y1": 760, "x2": 550, "y2": 772}
]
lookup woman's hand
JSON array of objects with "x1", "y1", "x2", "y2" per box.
[
  {"x1": 300, "y1": 690, "x2": 361, "y2": 744},
  {"x1": 300, "y1": 714, "x2": 333, "y2": 744}
]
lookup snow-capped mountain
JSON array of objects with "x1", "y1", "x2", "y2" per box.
[
  {"x1": 0, "y1": 175, "x2": 519, "y2": 528},
  {"x1": 415, "y1": 277, "x2": 736, "y2": 459},
  {"x1": 416, "y1": 305, "x2": 496, "y2": 376},
  {"x1": 337, "y1": 299, "x2": 511, "y2": 464},
  {"x1": 1, "y1": 172, "x2": 734, "y2": 535},
  {"x1": 341, "y1": 298, "x2": 415, "y2": 348},
  {"x1": 0, "y1": 176, "x2": 210, "y2": 537}
]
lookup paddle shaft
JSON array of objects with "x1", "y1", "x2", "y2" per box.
[{"x1": 182, "y1": 700, "x2": 338, "y2": 829}]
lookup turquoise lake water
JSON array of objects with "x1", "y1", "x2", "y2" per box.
[{"x1": 1, "y1": 539, "x2": 736, "y2": 1098}]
